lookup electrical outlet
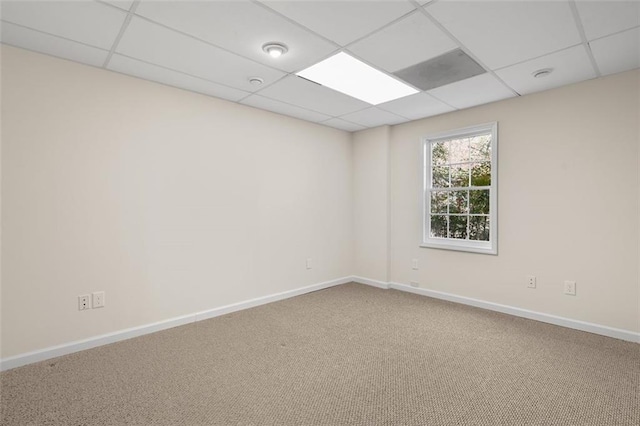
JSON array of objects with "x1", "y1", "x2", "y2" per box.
[
  {"x1": 78, "y1": 295, "x2": 90, "y2": 311},
  {"x1": 306, "y1": 258, "x2": 312, "y2": 270},
  {"x1": 527, "y1": 276, "x2": 536, "y2": 289},
  {"x1": 92, "y1": 291, "x2": 105, "y2": 308},
  {"x1": 564, "y1": 281, "x2": 576, "y2": 296},
  {"x1": 410, "y1": 281, "x2": 419, "y2": 288},
  {"x1": 411, "y1": 259, "x2": 419, "y2": 270}
]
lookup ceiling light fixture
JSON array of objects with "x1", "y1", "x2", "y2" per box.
[
  {"x1": 248, "y1": 77, "x2": 264, "y2": 86},
  {"x1": 296, "y1": 52, "x2": 418, "y2": 105},
  {"x1": 262, "y1": 42, "x2": 288, "y2": 58},
  {"x1": 532, "y1": 68, "x2": 553, "y2": 78}
]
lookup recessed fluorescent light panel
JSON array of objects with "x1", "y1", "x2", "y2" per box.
[{"x1": 296, "y1": 52, "x2": 418, "y2": 105}]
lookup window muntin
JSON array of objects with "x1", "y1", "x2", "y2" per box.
[{"x1": 422, "y1": 123, "x2": 497, "y2": 255}]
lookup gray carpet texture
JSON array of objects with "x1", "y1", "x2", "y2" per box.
[{"x1": 1, "y1": 283, "x2": 639, "y2": 425}]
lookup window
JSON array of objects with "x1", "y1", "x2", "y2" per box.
[{"x1": 422, "y1": 122, "x2": 497, "y2": 255}]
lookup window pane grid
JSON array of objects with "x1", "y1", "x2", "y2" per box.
[
  {"x1": 426, "y1": 127, "x2": 494, "y2": 246},
  {"x1": 442, "y1": 214, "x2": 489, "y2": 217},
  {"x1": 428, "y1": 213, "x2": 490, "y2": 242},
  {"x1": 428, "y1": 186, "x2": 490, "y2": 191}
]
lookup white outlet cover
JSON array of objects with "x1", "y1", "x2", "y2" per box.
[
  {"x1": 411, "y1": 259, "x2": 419, "y2": 270},
  {"x1": 527, "y1": 276, "x2": 536, "y2": 288},
  {"x1": 306, "y1": 258, "x2": 312, "y2": 270},
  {"x1": 92, "y1": 291, "x2": 105, "y2": 308},
  {"x1": 78, "y1": 295, "x2": 90, "y2": 311},
  {"x1": 564, "y1": 281, "x2": 576, "y2": 296}
]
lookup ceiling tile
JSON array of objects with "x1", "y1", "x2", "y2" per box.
[
  {"x1": 241, "y1": 94, "x2": 332, "y2": 123},
  {"x1": 0, "y1": 0, "x2": 126, "y2": 49},
  {"x1": 428, "y1": 73, "x2": 515, "y2": 109},
  {"x1": 0, "y1": 22, "x2": 109, "y2": 67},
  {"x1": 378, "y1": 92, "x2": 455, "y2": 120},
  {"x1": 116, "y1": 17, "x2": 285, "y2": 92},
  {"x1": 590, "y1": 27, "x2": 640, "y2": 76},
  {"x1": 260, "y1": 0, "x2": 415, "y2": 46},
  {"x1": 257, "y1": 75, "x2": 370, "y2": 116},
  {"x1": 100, "y1": 1, "x2": 134, "y2": 12},
  {"x1": 495, "y1": 46, "x2": 596, "y2": 96},
  {"x1": 107, "y1": 54, "x2": 250, "y2": 102},
  {"x1": 135, "y1": 0, "x2": 337, "y2": 73},
  {"x1": 427, "y1": 0, "x2": 581, "y2": 70},
  {"x1": 339, "y1": 107, "x2": 408, "y2": 128},
  {"x1": 575, "y1": 1, "x2": 640, "y2": 41},
  {"x1": 321, "y1": 118, "x2": 366, "y2": 132},
  {"x1": 348, "y1": 11, "x2": 457, "y2": 72}
]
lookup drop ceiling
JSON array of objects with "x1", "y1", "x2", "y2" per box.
[{"x1": 1, "y1": 0, "x2": 638, "y2": 132}]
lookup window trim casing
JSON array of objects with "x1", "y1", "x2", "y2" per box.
[{"x1": 420, "y1": 122, "x2": 498, "y2": 255}]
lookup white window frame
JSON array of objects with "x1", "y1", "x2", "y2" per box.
[{"x1": 421, "y1": 122, "x2": 498, "y2": 255}]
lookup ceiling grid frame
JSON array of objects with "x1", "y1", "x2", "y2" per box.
[
  {"x1": 0, "y1": 0, "x2": 637, "y2": 131},
  {"x1": 101, "y1": 0, "x2": 140, "y2": 67},
  {"x1": 568, "y1": 0, "x2": 602, "y2": 78},
  {"x1": 0, "y1": 19, "x2": 110, "y2": 54},
  {"x1": 415, "y1": 0, "x2": 521, "y2": 98}
]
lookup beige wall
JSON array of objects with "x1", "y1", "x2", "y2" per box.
[
  {"x1": 378, "y1": 70, "x2": 639, "y2": 332},
  {"x1": 353, "y1": 126, "x2": 389, "y2": 282},
  {"x1": 0, "y1": 58, "x2": 3, "y2": 360},
  {"x1": 0, "y1": 46, "x2": 353, "y2": 358},
  {"x1": 2, "y1": 45, "x2": 639, "y2": 360}
]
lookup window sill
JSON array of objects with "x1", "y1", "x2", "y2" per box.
[{"x1": 420, "y1": 241, "x2": 497, "y2": 255}]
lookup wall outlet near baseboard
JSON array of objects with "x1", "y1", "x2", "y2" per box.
[
  {"x1": 92, "y1": 291, "x2": 105, "y2": 308},
  {"x1": 410, "y1": 281, "x2": 419, "y2": 288},
  {"x1": 527, "y1": 276, "x2": 536, "y2": 288},
  {"x1": 78, "y1": 295, "x2": 90, "y2": 311},
  {"x1": 564, "y1": 281, "x2": 576, "y2": 296}
]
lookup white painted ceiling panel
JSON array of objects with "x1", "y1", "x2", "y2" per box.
[
  {"x1": 0, "y1": 21, "x2": 109, "y2": 67},
  {"x1": 0, "y1": 0, "x2": 126, "y2": 49},
  {"x1": 260, "y1": 0, "x2": 415, "y2": 46},
  {"x1": 426, "y1": 0, "x2": 582, "y2": 70},
  {"x1": 590, "y1": 27, "x2": 640, "y2": 76},
  {"x1": 340, "y1": 107, "x2": 408, "y2": 127},
  {"x1": 321, "y1": 118, "x2": 366, "y2": 132},
  {"x1": 428, "y1": 73, "x2": 515, "y2": 109},
  {"x1": 116, "y1": 17, "x2": 286, "y2": 92},
  {"x1": 496, "y1": 46, "x2": 596, "y2": 96},
  {"x1": 108, "y1": 54, "x2": 250, "y2": 102},
  {"x1": 257, "y1": 75, "x2": 370, "y2": 116},
  {"x1": 241, "y1": 94, "x2": 332, "y2": 123},
  {"x1": 575, "y1": 0, "x2": 640, "y2": 41},
  {"x1": 135, "y1": 0, "x2": 337, "y2": 73},
  {"x1": 378, "y1": 92, "x2": 454, "y2": 120},
  {"x1": 348, "y1": 10, "x2": 457, "y2": 73}
]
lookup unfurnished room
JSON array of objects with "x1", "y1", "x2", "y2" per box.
[{"x1": 0, "y1": 0, "x2": 639, "y2": 425}]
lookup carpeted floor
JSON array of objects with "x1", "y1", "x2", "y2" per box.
[{"x1": 1, "y1": 283, "x2": 639, "y2": 425}]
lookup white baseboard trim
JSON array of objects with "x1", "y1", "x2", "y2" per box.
[
  {"x1": 4, "y1": 275, "x2": 636, "y2": 371},
  {"x1": 350, "y1": 276, "x2": 389, "y2": 289},
  {"x1": 351, "y1": 277, "x2": 640, "y2": 343},
  {"x1": 193, "y1": 276, "x2": 351, "y2": 322},
  {"x1": 389, "y1": 281, "x2": 640, "y2": 343},
  {"x1": 0, "y1": 276, "x2": 351, "y2": 371}
]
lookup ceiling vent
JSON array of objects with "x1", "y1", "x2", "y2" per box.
[{"x1": 394, "y1": 49, "x2": 486, "y2": 91}]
